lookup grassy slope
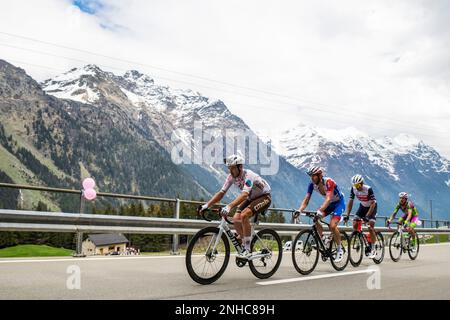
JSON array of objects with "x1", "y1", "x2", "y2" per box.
[
  {"x1": 0, "y1": 144, "x2": 60, "y2": 210},
  {"x1": 1, "y1": 119, "x2": 73, "y2": 182},
  {"x1": 0, "y1": 244, "x2": 73, "y2": 257}
]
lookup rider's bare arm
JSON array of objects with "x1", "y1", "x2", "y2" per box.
[
  {"x1": 298, "y1": 194, "x2": 311, "y2": 212},
  {"x1": 318, "y1": 193, "x2": 332, "y2": 213},
  {"x1": 405, "y1": 209, "x2": 413, "y2": 223},
  {"x1": 388, "y1": 205, "x2": 400, "y2": 222},
  {"x1": 228, "y1": 191, "x2": 249, "y2": 210},
  {"x1": 345, "y1": 198, "x2": 354, "y2": 217},
  {"x1": 206, "y1": 191, "x2": 226, "y2": 208},
  {"x1": 366, "y1": 201, "x2": 376, "y2": 218}
]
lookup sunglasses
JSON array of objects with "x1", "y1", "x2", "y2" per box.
[{"x1": 353, "y1": 183, "x2": 362, "y2": 189}]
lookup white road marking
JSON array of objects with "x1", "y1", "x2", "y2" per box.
[
  {"x1": 0, "y1": 242, "x2": 447, "y2": 264},
  {"x1": 256, "y1": 269, "x2": 376, "y2": 286}
]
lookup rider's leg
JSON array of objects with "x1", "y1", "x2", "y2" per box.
[
  {"x1": 232, "y1": 211, "x2": 243, "y2": 240},
  {"x1": 240, "y1": 208, "x2": 253, "y2": 251},
  {"x1": 368, "y1": 221, "x2": 377, "y2": 244},
  {"x1": 408, "y1": 221, "x2": 417, "y2": 245},
  {"x1": 316, "y1": 220, "x2": 324, "y2": 238},
  {"x1": 330, "y1": 199, "x2": 345, "y2": 249},
  {"x1": 330, "y1": 217, "x2": 341, "y2": 247}
]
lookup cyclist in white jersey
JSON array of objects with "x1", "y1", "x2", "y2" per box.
[
  {"x1": 198, "y1": 155, "x2": 272, "y2": 258},
  {"x1": 343, "y1": 174, "x2": 378, "y2": 258}
]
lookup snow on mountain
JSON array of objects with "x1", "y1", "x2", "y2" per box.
[
  {"x1": 41, "y1": 65, "x2": 306, "y2": 208},
  {"x1": 274, "y1": 122, "x2": 450, "y2": 182},
  {"x1": 41, "y1": 65, "x2": 108, "y2": 104}
]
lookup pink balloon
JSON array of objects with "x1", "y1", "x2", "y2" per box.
[
  {"x1": 82, "y1": 178, "x2": 96, "y2": 190},
  {"x1": 83, "y1": 188, "x2": 97, "y2": 201}
]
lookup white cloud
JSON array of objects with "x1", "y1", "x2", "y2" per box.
[{"x1": 1, "y1": 0, "x2": 449, "y2": 158}]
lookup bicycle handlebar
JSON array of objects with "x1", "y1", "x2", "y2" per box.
[
  {"x1": 199, "y1": 206, "x2": 233, "y2": 225},
  {"x1": 291, "y1": 209, "x2": 330, "y2": 226}
]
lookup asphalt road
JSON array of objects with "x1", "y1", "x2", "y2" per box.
[{"x1": 0, "y1": 243, "x2": 449, "y2": 300}]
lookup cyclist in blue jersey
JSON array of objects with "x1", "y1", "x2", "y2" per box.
[{"x1": 294, "y1": 166, "x2": 346, "y2": 262}]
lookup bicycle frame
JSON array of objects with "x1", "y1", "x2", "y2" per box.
[
  {"x1": 304, "y1": 217, "x2": 336, "y2": 259},
  {"x1": 353, "y1": 220, "x2": 373, "y2": 248},
  {"x1": 396, "y1": 223, "x2": 411, "y2": 252},
  {"x1": 210, "y1": 217, "x2": 272, "y2": 262}
]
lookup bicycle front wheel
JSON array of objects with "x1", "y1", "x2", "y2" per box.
[
  {"x1": 292, "y1": 229, "x2": 319, "y2": 275},
  {"x1": 249, "y1": 229, "x2": 283, "y2": 279},
  {"x1": 389, "y1": 231, "x2": 402, "y2": 262},
  {"x1": 185, "y1": 227, "x2": 230, "y2": 285},
  {"x1": 349, "y1": 231, "x2": 363, "y2": 267}
]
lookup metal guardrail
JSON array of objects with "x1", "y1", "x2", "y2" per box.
[
  {"x1": 1, "y1": 209, "x2": 449, "y2": 235},
  {"x1": 1, "y1": 182, "x2": 450, "y2": 256}
]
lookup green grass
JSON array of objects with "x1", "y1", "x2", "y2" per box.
[
  {"x1": 424, "y1": 235, "x2": 449, "y2": 244},
  {"x1": 0, "y1": 245, "x2": 74, "y2": 258}
]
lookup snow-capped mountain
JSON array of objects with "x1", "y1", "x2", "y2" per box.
[
  {"x1": 275, "y1": 123, "x2": 450, "y2": 220},
  {"x1": 41, "y1": 64, "x2": 309, "y2": 208},
  {"x1": 3, "y1": 59, "x2": 449, "y2": 220}
]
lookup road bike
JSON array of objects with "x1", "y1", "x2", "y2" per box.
[
  {"x1": 347, "y1": 218, "x2": 385, "y2": 267},
  {"x1": 387, "y1": 221, "x2": 419, "y2": 262},
  {"x1": 185, "y1": 207, "x2": 283, "y2": 285},
  {"x1": 291, "y1": 211, "x2": 350, "y2": 275}
]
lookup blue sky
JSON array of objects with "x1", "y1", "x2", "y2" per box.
[{"x1": 73, "y1": 0, "x2": 103, "y2": 15}]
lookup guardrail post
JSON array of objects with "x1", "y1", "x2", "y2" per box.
[
  {"x1": 171, "y1": 199, "x2": 181, "y2": 255},
  {"x1": 435, "y1": 221, "x2": 440, "y2": 243},
  {"x1": 73, "y1": 193, "x2": 86, "y2": 257}
]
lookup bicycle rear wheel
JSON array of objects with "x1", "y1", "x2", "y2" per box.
[
  {"x1": 185, "y1": 227, "x2": 230, "y2": 285},
  {"x1": 407, "y1": 233, "x2": 420, "y2": 260},
  {"x1": 292, "y1": 229, "x2": 319, "y2": 275},
  {"x1": 389, "y1": 231, "x2": 402, "y2": 262},
  {"x1": 372, "y1": 232, "x2": 385, "y2": 264},
  {"x1": 249, "y1": 229, "x2": 282, "y2": 279},
  {"x1": 330, "y1": 231, "x2": 350, "y2": 271},
  {"x1": 349, "y1": 231, "x2": 363, "y2": 267}
]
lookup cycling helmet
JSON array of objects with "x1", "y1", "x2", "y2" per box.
[
  {"x1": 307, "y1": 165, "x2": 323, "y2": 176},
  {"x1": 398, "y1": 192, "x2": 409, "y2": 199},
  {"x1": 351, "y1": 174, "x2": 364, "y2": 185},
  {"x1": 224, "y1": 154, "x2": 244, "y2": 167}
]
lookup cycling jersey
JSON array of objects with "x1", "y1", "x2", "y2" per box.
[
  {"x1": 306, "y1": 177, "x2": 344, "y2": 203},
  {"x1": 393, "y1": 201, "x2": 419, "y2": 217},
  {"x1": 349, "y1": 185, "x2": 376, "y2": 208},
  {"x1": 221, "y1": 169, "x2": 271, "y2": 200}
]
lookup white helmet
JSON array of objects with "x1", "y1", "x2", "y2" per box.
[
  {"x1": 224, "y1": 154, "x2": 244, "y2": 167},
  {"x1": 398, "y1": 192, "x2": 409, "y2": 199},
  {"x1": 307, "y1": 165, "x2": 323, "y2": 176},
  {"x1": 351, "y1": 174, "x2": 364, "y2": 185}
]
